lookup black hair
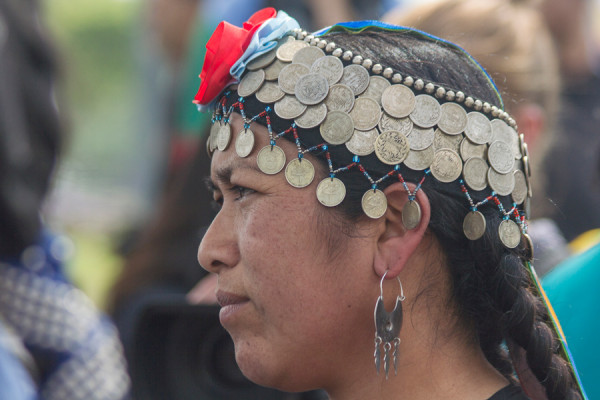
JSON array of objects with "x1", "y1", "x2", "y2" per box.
[
  {"x1": 0, "y1": 0, "x2": 61, "y2": 258},
  {"x1": 229, "y1": 29, "x2": 582, "y2": 400}
]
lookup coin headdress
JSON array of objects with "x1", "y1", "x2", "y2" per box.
[{"x1": 193, "y1": 9, "x2": 586, "y2": 397}]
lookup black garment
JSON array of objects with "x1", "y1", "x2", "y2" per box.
[{"x1": 488, "y1": 385, "x2": 530, "y2": 400}]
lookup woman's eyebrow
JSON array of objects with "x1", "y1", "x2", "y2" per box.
[
  {"x1": 212, "y1": 162, "x2": 264, "y2": 186},
  {"x1": 203, "y1": 176, "x2": 218, "y2": 192}
]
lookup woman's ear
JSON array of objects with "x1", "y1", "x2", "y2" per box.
[{"x1": 373, "y1": 182, "x2": 431, "y2": 278}]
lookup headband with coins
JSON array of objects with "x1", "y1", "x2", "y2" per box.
[{"x1": 194, "y1": 11, "x2": 533, "y2": 252}]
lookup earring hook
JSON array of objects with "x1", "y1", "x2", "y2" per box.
[{"x1": 380, "y1": 271, "x2": 405, "y2": 301}]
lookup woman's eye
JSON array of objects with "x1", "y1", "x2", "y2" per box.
[{"x1": 230, "y1": 185, "x2": 255, "y2": 201}]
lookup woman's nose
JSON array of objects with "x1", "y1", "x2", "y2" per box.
[{"x1": 197, "y1": 209, "x2": 240, "y2": 273}]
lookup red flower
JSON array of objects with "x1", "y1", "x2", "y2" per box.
[{"x1": 193, "y1": 7, "x2": 277, "y2": 106}]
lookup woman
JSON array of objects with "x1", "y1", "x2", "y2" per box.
[{"x1": 194, "y1": 8, "x2": 586, "y2": 400}]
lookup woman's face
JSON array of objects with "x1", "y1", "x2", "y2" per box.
[{"x1": 198, "y1": 113, "x2": 378, "y2": 391}]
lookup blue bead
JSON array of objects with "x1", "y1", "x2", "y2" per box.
[
  {"x1": 322, "y1": 145, "x2": 328, "y2": 150},
  {"x1": 394, "y1": 165, "x2": 400, "y2": 170},
  {"x1": 372, "y1": 184, "x2": 377, "y2": 189},
  {"x1": 265, "y1": 106, "x2": 272, "y2": 112},
  {"x1": 353, "y1": 155, "x2": 360, "y2": 162},
  {"x1": 270, "y1": 140, "x2": 276, "y2": 146},
  {"x1": 298, "y1": 153, "x2": 303, "y2": 159},
  {"x1": 329, "y1": 173, "x2": 335, "y2": 178}
]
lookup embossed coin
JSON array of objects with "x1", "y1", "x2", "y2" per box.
[
  {"x1": 374, "y1": 130, "x2": 410, "y2": 165},
  {"x1": 274, "y1": 95, "x2": 307, "y2": 119},
  {"x1": 431, "y1": 149, "x2": 463, "y2": 183},
  {"x1": 410, "y1": 95, "x2": 441, "y2": 128},
  {"x1": 237, "y1": 69, "x2": 266, "y2": 98},
  {"x1": 464, "y1": 112, "x2": 492, "y2": 144},
  {"x1": 349, "y1": 97, "x2": 381, "y2": 130},
  {"x1": 463, "y1": 157, "x2": 489, "y2": 191},
  {"x1": 216, "y1": 123, "x2": 232, "y2": 151},
  {"x1": 361, "y1": 76, "x2": 391, "y2": 105},
  {"x1": 310, "y1": 56, "x2": 344, "y2": 85},
  {"x1": 294, "y1": 103, "x2": 327, "y2": 129},
  {"x1": 264, "y1": 59, "x2": 286, "y2": 81},
  {"x1": 362, "y1": 189, "x2": 387, "y2": 219},
  {"x1": 295, "y1": 73, "x2": 329, "y2": 105},
  {"x1": 523, "y1": 233, "x2": 534, "y2": 261},
  {"x1": 255, "y1": 81, "x2": 285, "y2": 103},
  {"x1": 316, "y1": 177, "x2": 346, "y2": 207},
  {"x1": 433, "y1": 129, "x2": 462, "y2": 153},
  {"x1": 488, "y1": 140, "x2": 514, "y2": 174},
  {"x1": 324, "y1": 84, "x2": 355, "y2": 112},
  {"x1": 407, "y1": 126, "x2": 435, "y2": 151},
  {"x1": 257, "y1": 145, "x2": 286, "y2": 175},
  {"x1": 490, "y1": 119, "x2": 515, "y2": 148},
  {"x1": 292, "y1": 46, "x2": 325, "y2": 67},
  {"x1": 498, "y1": 219, "x2": 521, "y2": 249},
  {"x1": 235, "y1": 129, "x2": 255, "y2": 158},
  {"x1": 285, "y1": 158, "x2": 315, "y2": 188},
  {"x1": 208, "y1": 122, "x2": 220, "y2": 152},
  {"x1": 320, "y1": 111, "x2": 355, "y2": 144},
  {"x1": 512, "y1": 170, "x2": 527, "y2": 205},
  {"x1": 247, "y1": 49, "x2": 277, "y2": 71},
  {"x1": 460, "y1": 137, "x2": 487, "y2": 161},
  {"x1": 463, "y1": 211, "x2": 486, "y2": 240},
  {"x1": 438, "y1": 102, "x2": 468, "y2": 135},
  {"x1": 402, "y1": 200, "x2": 421, "y2": 230},
  {"x1": 403, "y1": 146, "x2": 434, "y2": 171},
  {"x1": 345, "y1": 128, "x2": 378, "y2": 156},
  {"x1": 278, "y1": 63, "x2": 309, "y2": 94},
  {"x1": 487, "y1": 168, "x2": 515, "y2": 196},
  {"x1": 340, "y1": 64, "x2": 370, "y2": 95},
  {"x1": 378, "y1": 113, "x2": 413, "y2": 136},
  {"x1": 512, "y1": 127, "x2": 522, "y2": 159},
  {"x1": 381, "y1": 85, "x2": 416, "y2": 118},
  {"x1": 276, "y1": 40, "x2": 309, "y2": 62}
]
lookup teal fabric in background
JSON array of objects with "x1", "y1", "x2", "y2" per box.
[{"x1": 543, "y1": 243, "x2": 600, "y2": 400}]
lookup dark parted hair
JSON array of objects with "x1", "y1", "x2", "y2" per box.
[
  {"x1": 230, "y1": 29, "x2": 582, "y2": 400},
  {"x1": 0, "y1": 0, "x2": 61, "y2": 257}
]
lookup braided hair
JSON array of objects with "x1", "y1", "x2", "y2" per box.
[{"x1": 236, "y1": 29, "x2": 582, "y2": 400}]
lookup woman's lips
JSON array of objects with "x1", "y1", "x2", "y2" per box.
[{"x1": 216, "y1": 290, "x2": 249, "y2": 323}]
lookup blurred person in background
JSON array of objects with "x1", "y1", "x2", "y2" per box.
[
  {"x1": 0, "y1": 0, "x2": 130, "y2": 399},
  {"x1": 383, "y1": 0, "x2": 568, "y2": 275}
]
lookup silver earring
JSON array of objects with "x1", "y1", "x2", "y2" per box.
[{"x1": 374, "y1": 271, "x2": 405, "y2": 379}]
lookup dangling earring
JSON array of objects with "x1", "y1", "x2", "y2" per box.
[{"x1": 374, "y1": 271, "x2": 405, "y2": 379}]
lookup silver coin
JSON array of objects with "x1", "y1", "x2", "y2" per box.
[
  {"x1": 498, "y1": 219, "x2": 521, "y2": 249},
  {"x1": 264, "y1": 59, "x2": 287, "y2": 81},
  {"x1": 320, "y1": 111, "x2": 355, "y2": 145},
  {"x1": 407, "y1": 126, "x2": 435, "y2": 151},
  {"x1": 402, "y1": 200, "x2": 421, "y2": 230},
  {"x1": 310, "y1": 56, "x2": 344, "y2": 85},
  {"x1": 512, "y1": 170, "x2": 527, "y2": 205},
  {"x1": 524, "y1": 156, "x2": 533, "y2": 198},
  {"x1": 511, "y1": 127, "x2": 522, "y2": 159},
  {"x1": 378, "y1": 113, "x2": 413, "y2": 136},
  {"x1": 360, "y1": 76, "x2": 391, "y2": 105},
  {"x1": 294, "y1": 103, "x2": 327, "y2": 129},
  {"x1": 208, "y1": 122, "x2": 220, "y2": 152},
  {"x1": 292, "y1": 46, "x2": 325, "y2": 67},
  {"x1": 255, "y1": 81, "x2": 285, "y2": 103},
  {"x1": 235, "y1": 129, "x2": 255, "y2": 158},
  {"x1": 278, "y1": 63, "x2": 309, "y2": 94},
  {"x1": 487, "y1": 168, "x2": 515, "y2": 196},
  {"x1": 237, "y1": 69, "x2": 266, "y2": 98},
  {"x1": 349, "y1": 97, "x2": 381, "y2": 131},
  {"x1": 274, "y1": 95, "x2": 307, "y2": 119},
  {"x1": 403, "y1": 146, "x2": 435, "y2": 171},
  {"x1": 216, "y1": 123, "x2": 232, "y2": 151},
  {"x1": 430, "y1": 149, "x2": 462, "y2": 183},
  {"x1": 409, "y1": 94, "x2": 441, "y2": 128},
  {"x1": 324, "y1": 84, "x2": 355, "y2": 112},
  {"x1": 464, "y1": 112, "x2": 492, "y2": 144},
  {"x1": 490, "y1": 119, "x2": 515, "y2": 149},
  {"x1": 340, "y1": 64, "x2": 370, "y2": 96},
  {"x1": 463, "y1": 157, "x2": 489, "y2": 191},
  {"x1": 316, "y1": 177, "x2": 346, "y2": 207},
  {"x1": 345, "y1": 128, "x2": 378, "y2": 156},
  {"x1": 438, "y1": 102, "x2": 468, "y2": 135},
  {"x1": 276, "y1": 40, "x2": 309, "y2": 62},
  {"x1": 463, "y1": 211, "x2": 486, "y2": 241},
  {"x1": 523, "y1": 232, "x2": 534, "y2": 261},
  {"x1": 257, "y1": 145, "x2": 286, "y2": 175},
  {"x1": 285, "y1": 158, "x2": 315, "y2": 188},
  {"x1": 522, "y1": 146, "x2": 531, "y2": 177},
  {"x1": 362, "y1": 189, "x2": 387, "y2": 219},
  {"x1": 433, "y1": 128, "x2": 462, "y2": 153},
  {"x1": 247, "y1": 49, "x2": 277, "y2": 71},
  {"x1": 374, "y1": 130, "x2": 410, "y2": 165},
  {"x1": 381, "y1": 85, "x2": 416, "y2": 118},
  {"x1": 295, "y1": 73, "x2": 329, "y2": 105},
  {"x1": 460, "y1": 137, "x2": 487, "y2": 161},
  {"x1": 488, "y1": 140, "x2": 515, "y2": 174}
]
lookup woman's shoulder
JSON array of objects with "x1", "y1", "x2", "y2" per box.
[{"x1": 487, "y1": 385, "x2": 530, "y2": 400}]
